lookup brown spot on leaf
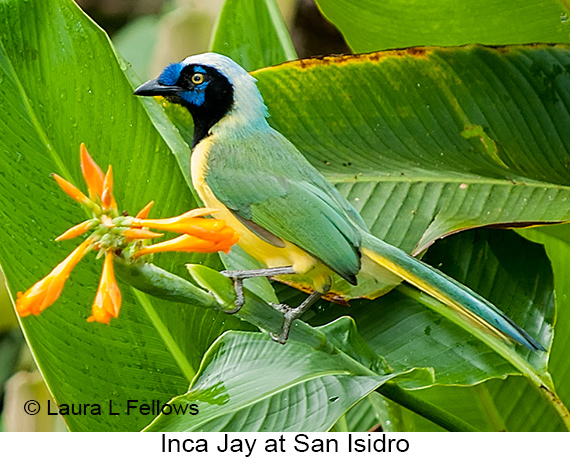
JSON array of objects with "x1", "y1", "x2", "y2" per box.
[
  {"x1": 406, "y1": 47, "x2": 428, "y2": 57},
  {"x1": 254, "y1": 47, "x2": 433, "y2": 74}
]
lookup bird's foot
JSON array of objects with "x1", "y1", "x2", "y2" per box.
[
  {"x1": 268, "y1": 302, "x2": 300, "y2": 344},
  {"x1": 220, "y1": 267, "x2": 326, "y2": 344},
  {"x1": 267, "y1": 289, "x2": 325, "y2": 344}
]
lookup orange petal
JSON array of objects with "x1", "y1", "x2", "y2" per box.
[
  {"x1": 88, "y1": 251, "x2": 121, "y2": 324},
  {"x1": 214, "y1": 228, "x2": 240, "y2": 254},
  {"x1": 101, "y1": 165, "x2": 117, "y2": 212},
  {"x1": 123, "y1": 228, "x2": 164, "y2": 242},
  {"x1": 87, "y1": 303, "x2": 113, "y2": 324},
  {"x1": 135, "y1": 201, "x2": 154, "y2": 220},
  {"x1": 52, "y1": 174, "x2": 91, "y2": 206},
  {"x1": 16, "y1": 239, "x2": 92, "y2": 317},
  {"x1": 132, "y1": 234, "x2": 218, "y2": 258},
  {"x1": 55, "y1": 220, "x2": 95, "y2": 241},
  {"x1": 134, "y1": 210, "x2": 226, "y2": 240},
  {"x1": 80, "y1": 143, "x2": 105, "y2": 200}
]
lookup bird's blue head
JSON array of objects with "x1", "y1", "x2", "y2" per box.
[
  {"x1": 135, "y1": 53, "x2": 268, "y2": 146},
  {"x1": 154, "y1": 62, "x2": 211, "y2": 106},
  {"x1": 134, "y1": 54, "x2": 241, "y2": 145}
]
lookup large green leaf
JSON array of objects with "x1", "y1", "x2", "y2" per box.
[
  {"x1": 252, "y1": 45, "x2": 570, "y2": 258},
  {"x1": 211, "y1": 0, "x2": 297, "y2": 71},
  {"x1": 315, "y1": 0, "x2": 570, "y2": 52},
  {"x1": 144, "y1": 319, "x2": 430, "y2": 432},
  {"x1": 518, "y1": 225, "x2": 570, "y2": 412},
  {"x1": 0, "y1": 0, "x2": 250, "y2": 431}
]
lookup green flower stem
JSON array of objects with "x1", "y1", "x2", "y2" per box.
[{"x1": 114, "y1": 259, "x2": 217, "y2": 307}]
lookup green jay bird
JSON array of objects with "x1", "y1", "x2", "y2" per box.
[{"x1": 134, "y1": 53, "x2": 543, "y2": 350}]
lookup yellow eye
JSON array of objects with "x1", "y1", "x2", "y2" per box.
[{"x1": 191, "y1": 73, "x2": 205, "y2": 84}]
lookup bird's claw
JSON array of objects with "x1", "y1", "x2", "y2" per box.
[
  {"x1": 270, "y1": 331, "x2": 288, "y2": 344},
  {"x1": 268, "y1": 302, "x2": 297, "y2": 344}
]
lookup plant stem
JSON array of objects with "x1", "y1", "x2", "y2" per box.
[{"x1": 377, "y1": 382, "x2": 479, "y2": 432}]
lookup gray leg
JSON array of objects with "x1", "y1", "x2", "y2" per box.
[
  {"x1": 269, "y1": 289, "x2": 325, "y2": 344},
  {"x1": 221, "y1": 266, "x2": 296, "y2": 280},
  {"x1": 222, "y1": 266, "x2": 331, "y2": 345},
  {"x1": 221, "y1": 266, "x2": 296, "y2": 314}
]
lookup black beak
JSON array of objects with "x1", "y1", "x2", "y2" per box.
[{"x1": 134, "y1": 78, "x2": 182, "y2": 97}]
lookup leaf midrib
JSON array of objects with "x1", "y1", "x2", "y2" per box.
[
  {"x1": 327, "y1": 173, "x2": 570, "y2": 189},
  {"x1": 132, "y1": 288, "x2": 197, "y2": 382}
]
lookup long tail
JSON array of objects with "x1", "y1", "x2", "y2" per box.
[{"x1": 359, "y1": 230, "x2": 544, "y2": 351}]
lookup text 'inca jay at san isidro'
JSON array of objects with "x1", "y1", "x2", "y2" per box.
[{"x1": 134, "y1": 53, "x2": 543, "y2": 350}]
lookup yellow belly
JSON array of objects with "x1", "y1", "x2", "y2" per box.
[{"x1": 191, "y1": 137, "x2": 319, "y2": 276}]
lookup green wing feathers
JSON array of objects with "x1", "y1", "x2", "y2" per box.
[
  {"x1": 248, "y1": 181, "x2": 362, "y2": 284},
  {"x1": 210, "y1": 170, "x2": 362, "y2": 284},
  {"x1": 205, "y1": 131, "x2": 363, "y2": 283}
]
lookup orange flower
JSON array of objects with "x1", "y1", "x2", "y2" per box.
[
  {"x1": 80, "y1": 143, "x2": 105, "y2": 200},
  {"x1": 18, "y1": 143, "x2": 240, "y2": 324},
  {"x1": 55, "y1": 220, "x2": 96, "y2": 241},
  {"x1": 88, "y1": 251, "x2": 121, "y2": 324},
  {"x1": 16, "y1": 239, "x2": 92, "y2": 317},
  {"x1": 132, "y1": 226, "x2": 239, "y2": 259},
  {"x1": 132, "y1": 208, "x2": 228, "y2": 240},
  {"x1": 52, "y1": 173, "x2": 92, "y2": 207}
]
